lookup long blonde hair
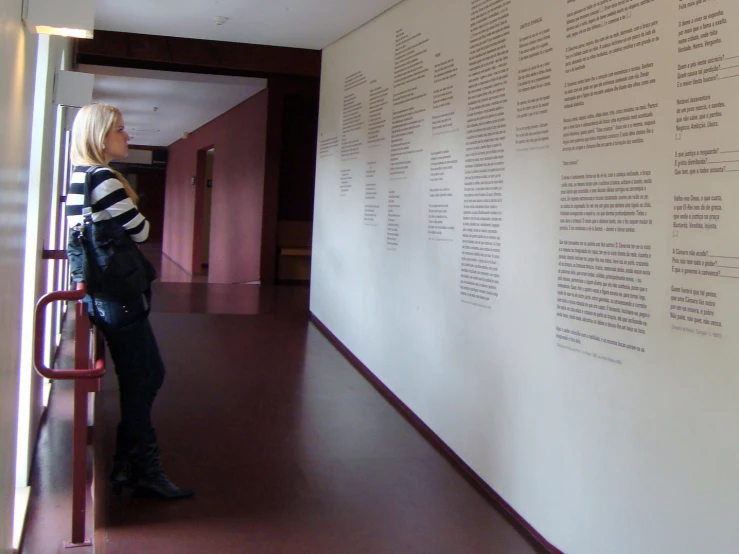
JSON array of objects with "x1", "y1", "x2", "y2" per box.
[{"x1": 70, "y1": 104, "x2": 138, "y2": 203}]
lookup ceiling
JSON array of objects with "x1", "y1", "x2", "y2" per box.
[
  {"x1": 81, "y1": 65, "x2": 266, "y2": 147},
  {"x1": 85, "y1": 0, "x2": 404, "y2": 150},
  {"x1": 94, "y1": 0, "x2": 405, "y2": 50}
]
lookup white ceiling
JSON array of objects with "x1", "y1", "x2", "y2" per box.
[
  {"x1": 86, "y1": 0, "x2": 405, "y2": 149},
  {"x1": 94, "y1": 0, "x2": 406, "y2": 50},
  {"x1": 81, "y1": 65, "x2": 266, "y2": 147}
]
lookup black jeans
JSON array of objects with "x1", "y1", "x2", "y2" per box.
[{"x1": 88, "y1": 293, "x2": 165, "y2": 449}]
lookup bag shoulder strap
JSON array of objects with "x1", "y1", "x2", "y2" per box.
[{"x1": 81, "y1": 166, "x2": 108, "y2": 218}]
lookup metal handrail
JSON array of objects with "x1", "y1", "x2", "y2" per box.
[
  {"x1": 32, "y1": 281, "x2": 106, "y2": 548},
  {"x1": 33, "y1": 284, "x2": 105, "y2": 380}
]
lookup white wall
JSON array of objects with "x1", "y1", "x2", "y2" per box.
[
  {"x1": 0, "y1": 1, "x2": 38, "y2": 552},
  {"x1": 312, "y1": 0, "x2": 739, "y2": 552}
]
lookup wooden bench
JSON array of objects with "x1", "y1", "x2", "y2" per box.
[{"x1": 277, "y1": 221, "x2": 312, "y2": 282}]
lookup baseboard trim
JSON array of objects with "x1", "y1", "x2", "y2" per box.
[{"x1": 310, "y1": 313, "x2": 564, "y2": 554}]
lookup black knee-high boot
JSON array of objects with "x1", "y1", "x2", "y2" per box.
[{"x1": 129, "y1": 429, "x2": 194, "y2": 500}]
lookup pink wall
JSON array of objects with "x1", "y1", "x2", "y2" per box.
[{"x1": 163, "y1": 90, "x2": 269, "y2": 283}]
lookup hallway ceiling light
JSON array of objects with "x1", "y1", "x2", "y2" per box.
[{"x1": 22, "y1": 0, "x2": 95, "y2": 39}]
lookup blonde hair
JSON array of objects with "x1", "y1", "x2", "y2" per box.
[{"x1": 70, "y1": 104, "x2": 138, "y2": 203}]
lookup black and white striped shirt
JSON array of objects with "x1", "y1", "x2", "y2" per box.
[{"x1": 66, "y1": 166, "x2": 149, "y2": 243}]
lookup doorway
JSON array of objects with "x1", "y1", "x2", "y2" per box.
[
  {"x1": 275, "y1": 95, "x2": 319, "y2": 283},
  {"x1": 193, "y1": 146, "x2": 214, "y2": 276},
  {"x1": 202, "y1": 148, "x2": 214, "y2": 274}
]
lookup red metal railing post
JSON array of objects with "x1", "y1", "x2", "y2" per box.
[{"x1": 66, "y1": 299, "x2": 93, "y2": 548}]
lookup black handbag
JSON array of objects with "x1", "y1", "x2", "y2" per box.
[{"x1": 67, "y1": 167, "x2": 156, "y2": 301}]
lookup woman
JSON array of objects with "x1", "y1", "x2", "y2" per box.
[{"x1": 66, "y1": 104, "x2": 193, "y2": 500}]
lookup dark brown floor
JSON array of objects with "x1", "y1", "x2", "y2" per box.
[{"x1": 21, "y1": 247, "x2": 541, "y2": 554}]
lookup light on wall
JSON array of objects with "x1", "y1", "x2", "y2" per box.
[
  {"x1": 53, "y1": 70, "x2": 94, "y2": 107},
  {"x1": 22, "y1": 0, "x2": 95, "y2": 39}
]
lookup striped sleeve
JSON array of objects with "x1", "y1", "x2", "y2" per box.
[
  {"x1": 67, "y1": 167, "x2": 150, "y2": 243},
  {"x1": 65, "y1": 168, "x2": 88, "y2": 229}
]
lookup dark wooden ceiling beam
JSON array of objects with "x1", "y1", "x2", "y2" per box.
[{"x1": 75, "y1": 30, "x2": 322, "y2": 80}]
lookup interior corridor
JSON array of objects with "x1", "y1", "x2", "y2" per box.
[{"x1": 20, "y1": 246, "x2": 543, "y2": 554}]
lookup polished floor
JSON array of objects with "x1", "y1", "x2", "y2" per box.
[{"x1": 20, "y1": 246, "x2": 543, "y2": 554}]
